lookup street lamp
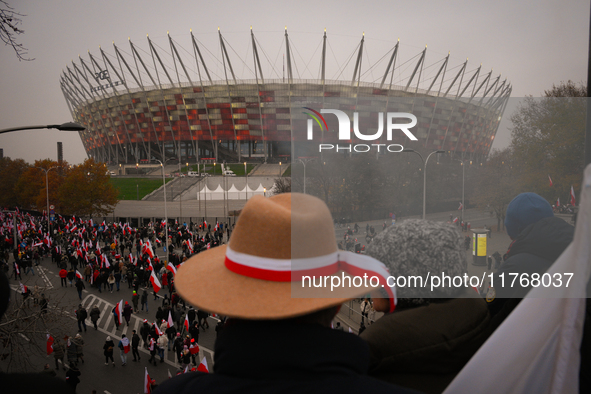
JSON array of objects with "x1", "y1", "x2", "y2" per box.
[
  {"x1": 297, "y1": 158, "x2": 317, "y2": 194},
  {"x1": 279, "y1": 161, "x2": 282, "y2": 177},
  {"x1": 402, "y1": 149, "x2": 445, "y2": 219},
  {"x1": 264, "y1": 187, "x2": 267, "y2": 197},
  {"x1": 154, "y1": 159, "x2": 169, "y2": 260},
  {"x1": 0, "y1": 122, "x2": 85, "y2": 135},
  {"x1": 244, "y1": 161, "x2": 248, "y2": 201},
  {"x1": 34, "y1": 166, "x2": 58, "y2": 235}
]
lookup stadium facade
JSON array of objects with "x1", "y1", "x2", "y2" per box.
[{"x1": 60, "y1": 29, "x2": 511, "y2": 164}]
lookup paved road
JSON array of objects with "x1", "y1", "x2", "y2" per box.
[{"x1": 4, "y1": 250, "x2": 218, "y2": 394}]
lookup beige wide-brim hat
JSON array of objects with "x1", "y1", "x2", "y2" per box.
[{"x1": 175, "y1": 193, "x2": 393, "y2": 320}]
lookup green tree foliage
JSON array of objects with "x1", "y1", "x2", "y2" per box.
[
  {"x1": 57, "y1": 158, "x2": 119, "y2": 217},
  {"x1": 509, "y1": 80, "x2": 586, "y2": 202},
  {"x1": 0, "y1": 157, "x2": 29, "y2": 208}
]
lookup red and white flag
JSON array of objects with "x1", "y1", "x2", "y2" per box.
[
  {"x1": 144, "y1": 367, "x2": 152, "y2": 394},
  {"x1": 167, "y1": 369, "x2": 172, "y2": 379},
  {"x1": 114, "y1": 300, "x2": 123, "y2": 326},
  {"x1": 453, "y1": 217, "x2": 459, "y2": 223},
  {"x1": 184, "y1": 314, "x2": 190, "y2": 333},
  {"x1": 75, "y1": 270, "x2": 83, "y2": 280},
  {"x1": 570, "y1": 185, "x2": 576, "y2": 206},
  {"x1": 121, "y1": 336, "x2": 130, "y2": 353},
  {"x1": 556, "y1": 197, "x2": 561, "y2": 207},
  {"x1": 149, "y1": 270, "x2": 161, "y2": 293},
  {"x1": 166, "y1": 261, "x2": 177, "y2": 276},
  {"x1": 548, "y1": 174, "x2": 553, "y2": 187},
  {"x1": 46, "y1": 334, "x2": 54, "y2": 355},
  {"x1": 197, "y1": 357, "x2": 209, "y2": 373},
  {"x1": 189, "y1": 342, "x2": 200, "y2": 355},
  {"x1": 154, "y1": 322, "x2": 163, "y2": 336},
  {"x1": 167, "y1": 310, "x2": 174, "y2": 329},
  {"x1": 458, "y1": 202, "x2": 463, "y2": 211}
]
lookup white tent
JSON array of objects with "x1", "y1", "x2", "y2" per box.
[{"x1": 227, "y1": 184, "x2": 242, "y2": 200}]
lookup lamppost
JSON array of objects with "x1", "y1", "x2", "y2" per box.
[
  {"x1": 244, "y1": 161, "x2": 248, "y2": 201},
  {"x1": 154, "y1": 159, "x2": 169, "y2": 259},
  {"x1": 279, "y1": 161, "x2": 282, "y2": 177},
  {"x1": 402, "y1": 149, "x2": 445, "y2": 219},
  {"x1": 34, "y1": 166, "x2": 58, "y2": 235},
  {"x1": 297, "y1": 158, "x2": 317, "y2": 194},
  {"x1": 264, "y1": 187, "x2": 267, "y2": 197},
  {"x1": 0, "y1": 122, "x2": 85, "y2": 135},
  {"x1": 453, "y1": 158, "x2": 471, "y2": 222}
]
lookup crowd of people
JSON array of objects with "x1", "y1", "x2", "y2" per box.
[{"x1": 1, "y1": 187, "x2": 588, "y2": 393}]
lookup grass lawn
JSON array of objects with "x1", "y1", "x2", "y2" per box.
[
  {"x1": 110, "y1": 178, "x2": 173, "y2": 200},
  {"x1": 282, "y1": 164, "x2": 291, "y2": 177},
  {"x1": 179, "y1": 163, "x2": 256, "y2": 176}
]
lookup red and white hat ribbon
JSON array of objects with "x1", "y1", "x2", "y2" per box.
[{"x1": 224, "y1": 247, "x2": 396, "y2": 312}]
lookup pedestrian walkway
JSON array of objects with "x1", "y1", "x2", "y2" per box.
[{"x1": 80, "y1": 293, "x2": 214, "y2": 369}]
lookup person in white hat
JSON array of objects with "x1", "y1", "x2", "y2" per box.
[{"x1": 153, "y1": 193, "x2": 414, "y2": 394}]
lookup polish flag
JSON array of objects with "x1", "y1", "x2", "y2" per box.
[
  {"x1": 206, "y1": 243, "x2": 211, "y2": 250},
  {"x1": 114, "y1": 300, "x2": 123, "y2": 326},
  {"x1": 167, "y1": 369, "x2": 172, "y2": 379},
  {"x1": 144, "y1": 367, "x2": 152, "y2": 394},
  {"x1": 184, "y1": 314, "x2": 190, "y2": 333},
  {"x1": 187, "y1": 239, "x2": 193, "y2": 253},
  {"x1": 14, "y1": 263, "x2": 19, "y2": 275},
  {"x1": 458, "y1": 202, "x2": 463, "y2": 211},
  {"x1": 121, "y1": 336, "x2": 130, "y2": 353},
  {"x1": 167, "y1": 310, "x2": 174, "y2": 329},
  {"x1": 548, "y1": 174, "x2": 553, "y2": 187},
  {"x1": 556, "y1": 197, "x2": 561, "y2": 207},
  {"x1": 189, "y1": 342, "x2": 200, "y2": 355},
  {"x1": 75, "y1": 270, "x2": 83, "y2": 280},
  {"x1": 149, "y1": 270, "x2": 161, "y2": 293},
  {"x1": 166, "y1": 261, "x2": 177, "y2": 276},
  {"x1": 154, "y1": 322, "x2": 163, "y2": 336},
  {"x1": 453, "y1": 217, "x2": 459, "y2": 223},
  {"x1": 146, "y1": 259, "x2": 154, "y2": 271},
  {"x1": 46, "y1": 334, "x2": 54, "y2": 355},
  {"x1": 570, "y1": 185, "x2": 576, "y2": 206},
  {"x1": 197, "y1": 357, "x2": 209, "y2": 373}
]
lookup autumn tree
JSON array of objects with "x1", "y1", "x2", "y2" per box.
[
  {"x1": 57, "y1": 158, "x2": 118, "y2": 218},
  {"x1": 14, "y1": 159, "x2": 70, "y2": 211},
  {"x1": 0, "y1": 157, "x2": 29, "y2": 208},
  {"x1": 509, "y1": 80, "x2": 586, "y2": 202}
]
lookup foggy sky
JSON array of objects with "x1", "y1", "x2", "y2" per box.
[{"x1": 0, "y1": 0, "x2": 588, "y2": 164}]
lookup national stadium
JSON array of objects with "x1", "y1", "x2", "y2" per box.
[{"x1": 60, "y1": 29, "x2": 511, "y2": 164}]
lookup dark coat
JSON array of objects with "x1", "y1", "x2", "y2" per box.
[
  {"x1": 488, "y1": 216, "x2": 574, "y2": 328},
  {"x1": 153, "y1": 320, "x2": 417, "y2": 394},
  {"x1": 360, "y1": 292, "x2": 490, "y2": 394},
  {"x1": 123, "y1": 304, "x2": 133, "y2": 320},
  {"x1": 90, "y1": 306, "x2": 101, "y2": 323},
  {"x1": 103, "y1": 340, "x2": 115, "y2": 356}
]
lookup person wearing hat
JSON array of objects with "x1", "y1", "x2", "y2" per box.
[
  {"x1": 123, "y1": 301, "x2": 133, "y2": 326},
  {"x1": 103, "y1": 336, "x2": 115, "y2": 366},
  {"x1": 488, "y1": 192, "x2": 575, "y2": 330},
  {"x1": 140, "y1": 319, "x2": 151, "y2": 349},
  {"x1": 153, "y1": 193, "x2": 411, "y2": 394},
  {"x1": 132, "y1": 290, "x2": 139, "y2": 311},
  {"x1": 72, "y1": 333, "x2": 85, "y2": 365},
  {"x1": 359, "y1": 219, "x2": 490, "y2": 394}
]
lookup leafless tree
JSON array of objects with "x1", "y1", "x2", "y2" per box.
[
  {"x1": 0, "y1": 1, "x2": 33, "y2": 61},
  {"x1": 0, "y1": 286, "x2": 73, "y2": 372}
]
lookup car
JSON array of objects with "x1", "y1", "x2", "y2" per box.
[
  {"x1": 223, "y1": 170, "x2": 236, "y2": 177},
  {"x1": 110, "y1": 171, "x2": 116, "y2": 176}
]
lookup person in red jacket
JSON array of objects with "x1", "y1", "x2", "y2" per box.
[{"x1": 58, "y1": 269, "x2": 68, "y2": 287}]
